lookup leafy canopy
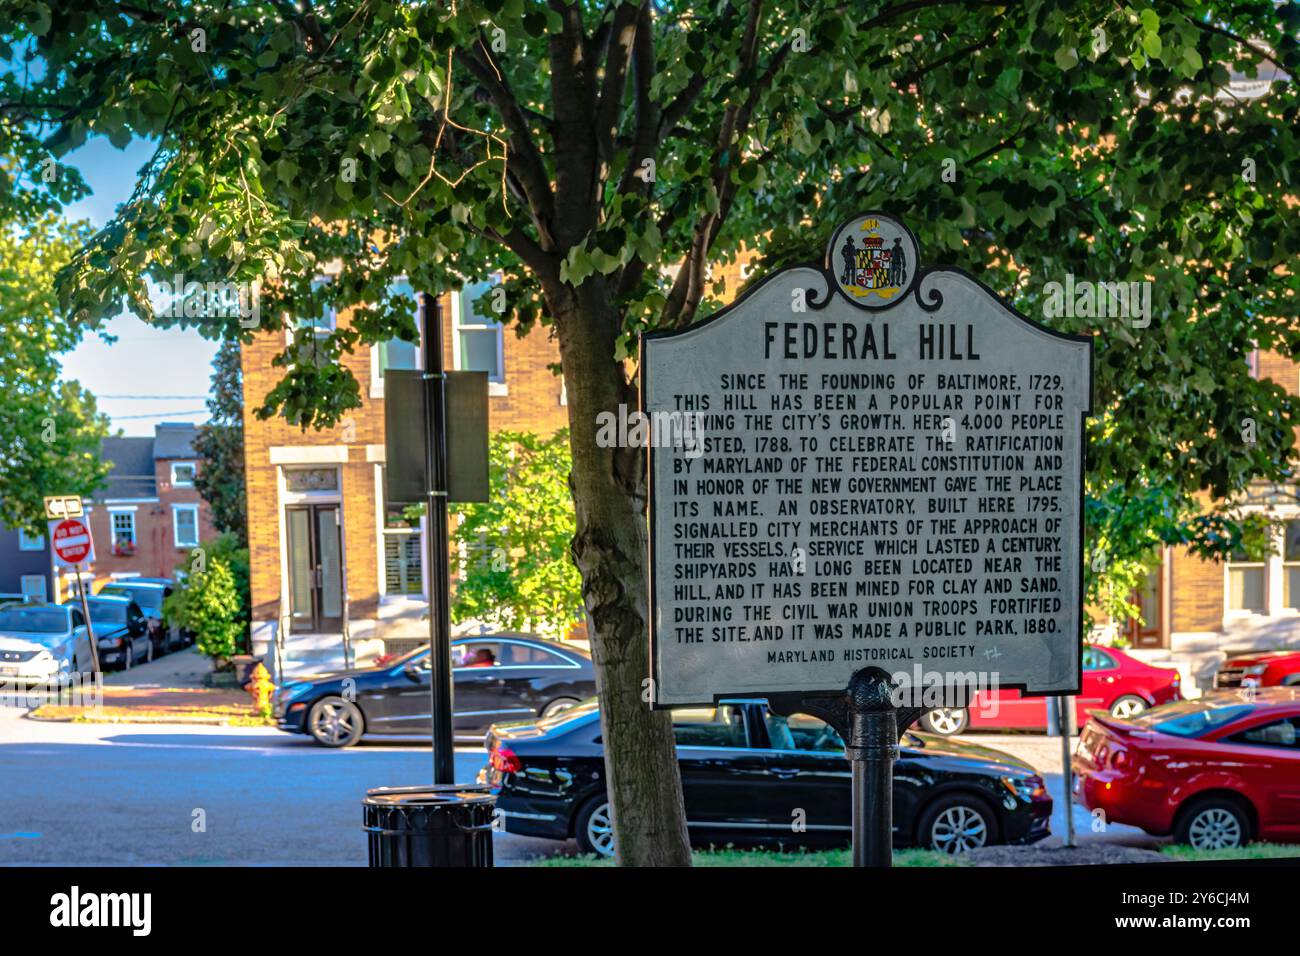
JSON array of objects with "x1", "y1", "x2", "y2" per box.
[
  {"x1": 0, "y1": 209, "x2": 110, "y2": 531},
  {"x1": 3, "y1": 0, "x2": 1298, "y2": 593}
]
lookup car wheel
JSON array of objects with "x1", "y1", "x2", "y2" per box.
[
  {"x1": 917, "y1": 794, "x2": 997, "y2": 854},
  {"x1": 541, "y1": 697, "x2": 580, "y2": 719},
  {"x1": 307, "y1": 697, "x2": 364, "y2": 748},
  {"x1": 1109, "y1": 695, "x2": 1148, "y2": 719},
  {"x1": 1175, "y1": 797, "x2": 1250, "y2": 850},
  {"x1": 574, "y1": 797, "x2": 616, "y2": 858},
  {"x1": 919, "y1": 707, "x2": 968, "y2": 736}
]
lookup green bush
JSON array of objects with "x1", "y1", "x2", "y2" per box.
[
  {"x1": 165, "y1": 532, "x2": 251, "y2": 662},
  {"x1": 451, "y1": 429, "x2": 584, "y2": 637}
]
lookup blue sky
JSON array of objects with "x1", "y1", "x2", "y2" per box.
[{"x1": 59, "y1": 137, "x2": 219, "y2": 437}]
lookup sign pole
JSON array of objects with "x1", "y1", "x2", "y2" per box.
[
  {"x1": 1058, "y1": 695, "x2": 1076, "y2": 847},
  {"x1": 75, "y1": 562, "x2": 100, "y2": 675},
  {"x1": 421, "y1": 292, "x2": 456, "y2": 786}
]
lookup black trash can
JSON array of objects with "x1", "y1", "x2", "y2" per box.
[{"x1": 363, "y1": 784, "x2": 497, "y2": 867}]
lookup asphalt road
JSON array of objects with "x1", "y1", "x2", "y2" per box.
[{"x1": 0, "y1": 708, "x2": 574, "y2": 866}]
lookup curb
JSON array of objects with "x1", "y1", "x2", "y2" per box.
[{"x1": 26, "y1": 710, "x2": 267, "y2": 726}]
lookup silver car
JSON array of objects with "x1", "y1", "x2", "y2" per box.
[{"x1": 0, "y1": 602, "x2": 94, "y2": 683}]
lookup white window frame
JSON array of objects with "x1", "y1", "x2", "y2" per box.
[
  {"x1": 451, "y1": 278, "x2": 507, "y2": 392},
  {"x1": 370, "y1": 278, "x2": 423, "y2": 399},
  {"x1": 285, "y1": 276, "x2": 338, "y2": 342},
  {"x1": 1283, "y1": 518, "x2": 1300, "y2": 612},
  {"x1": 109, "y1": 508, "x2": 137, "y2": 551},
  {"x1": 172, "y1": 504, "x2": 200, "y2": 548},
  {"x1": 18, "y1": 529, "x2": 44, "y2": 551},
  {"x1": 170, "y1": 461, "x2": 197, "y2": 488},
  {"x1": 20, "y1": 574, "x2": 46, "y2": 602}
]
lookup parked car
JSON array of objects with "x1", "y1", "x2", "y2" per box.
[
  {"x1": 274, "y1": 636, "x2": 597, "y2": 747},
  {"x1": 0, "y1": 601, "x2": 94, "y2": 683},
  {"x1": 96, "y1": 579, "x2": 178, "y2": 654},
  {"x1": 918, "y1": 643, "x2": 1182, "y2": 735},
  {"x1": 84, "y1": 595, "x2": 153, "y2": 670},
  {"x1": 1216, "y1": 650, "x2": 1300, "y2": 689},
  {"x1": 480, "y1": 699, "x2": 1052, "y2": 857},
  {"x1": 1072, "y1": 689, "x2": 1300, "y2": 850}
]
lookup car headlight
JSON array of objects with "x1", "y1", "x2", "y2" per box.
[
  {"x1": 32, "y1": 650, "x2": 53, "y2": 664},
  {"x1": 1245, "y1": 664, "x2": 1268, "y2": 676},
  {"x1": 277, "y1": 682, "x2": 309, "y2": 700},
  {"x1": 1002, "y1": 775, "x2": 1047, "y2": 802}
]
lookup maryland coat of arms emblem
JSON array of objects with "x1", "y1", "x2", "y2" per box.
[{"x1": 828, "y1": 214, "x2": 918, "y2": 308}]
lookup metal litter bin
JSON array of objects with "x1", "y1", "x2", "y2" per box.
[{"x1": 363, "y1": 784, "x2": 497, "y2": 867}]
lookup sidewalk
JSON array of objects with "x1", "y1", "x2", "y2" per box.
[
  {"x1": 20, "y1": 647, "x2": 263, "y2": 724},
  {"x1": 29, "y1": 685, "x2": 260, "y2": 725}
]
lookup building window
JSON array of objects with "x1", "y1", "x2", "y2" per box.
[
  {"x1": 170, "y1": 462, "x2": 197, "y2": 487},
  {"x1": 455, "y1": 277, "x2": 505, "y2": 383},
  {"x1": 384, "y1": 532, "x2": 423, "y2": 596},
  {"x1": 173, "y1": 504, "x2": 200, "y2": 548},
  {"x1": 284, "y1": 468, "x2": 340, "y2": 493},
  {"x1": 18, "y1": 529, "x2": 44, "y2": 551},
  {"x1": 373, "y1": 280, "x2": 422, "y2": 397},
  {"x1": 20, "y1": 575, "x2": 46, "y2": 602},
  {"x1": 1284, "y1": 521, "x2": 1300, "y2": 611},
  {"x1": 295, "y1": 276, "x2": 337, "y2": 332},
  {"x1": 110, "y1": 510, "x2": 136, "y2": 555},
  {"x1": 1227, "y1": 543, "x2": 1266, "y2": 613}
]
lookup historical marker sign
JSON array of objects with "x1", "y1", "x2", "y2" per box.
[{"x1": 644, "y1": 213, "x2": 1092, "y2": 708}]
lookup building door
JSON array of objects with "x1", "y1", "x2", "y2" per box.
[
  {"x1": 286, "y1": 504, "x2": 343, "y2": 633},
  {"x1": 1127, "y1": 569, "x2": 1164, "y2": 648}
]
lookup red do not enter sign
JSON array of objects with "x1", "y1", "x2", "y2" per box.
[{"x1": 52, "y1": 517, "x2": 93, "y2": 564}]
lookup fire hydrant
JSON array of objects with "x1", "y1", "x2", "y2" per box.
[{"x1": 247, "y1": 662, "x2": 274, "y2": 721}]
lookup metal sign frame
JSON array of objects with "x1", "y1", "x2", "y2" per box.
[{"x1": 643, "y1": 211, "x2": 1094, "y2": 711}]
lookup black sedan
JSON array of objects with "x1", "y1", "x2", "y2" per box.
[
  {"x1": 96, "y1": 579, "x2": 178, "y2": 654},
  {"x1": 480, "y1": 700, "x2": 1052, "y2": 857},
  {"x1": 274, "y1": 635, "x2": 597, "y2": 747},
  {"x1": 84, "y1": 595, "x2": 153, "y2": 670}
]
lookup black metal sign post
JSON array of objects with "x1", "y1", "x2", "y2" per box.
[
  {"x1": 420, "y1": 291, "x2": 456, "y2": 786},
  {"x1": 770, "y1": 667, "x2": 922, "y2": 868}
]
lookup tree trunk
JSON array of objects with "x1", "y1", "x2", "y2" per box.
[{"x1": 552, "y1": 277, "x2": 692, "y2": 866}]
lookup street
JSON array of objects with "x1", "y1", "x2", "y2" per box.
[
  {"x1": 0, "y1": 707, "x2": 570, "y2": 866},
  {"x1": 0, "y1": 696, "x2": 1157, "y2": 866}
]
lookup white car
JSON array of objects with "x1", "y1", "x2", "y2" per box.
[{"x1": 0, "y1": 602, "x2": 94, "y2": 683}]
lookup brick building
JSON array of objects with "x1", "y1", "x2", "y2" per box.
[
  {"x1": 241, "y1": 259, "x2": 758, "y2": 671},
  {"x1": 1, "y1": 423, "x2": 218, "y2": 603},
  {"x1": 241, "y1": 280, "x2": 570, "y2": 668}
]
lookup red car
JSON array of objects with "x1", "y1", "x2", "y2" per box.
[
  {"x1": 918, "y1": 644, "x2": 1181, "y2": 735},
  {"x1": 1216, "y1": 650, "x2": 1300, "y2": 689},
  {"x1": 1072, "y1": 689, "x2": 1300, "y2": 849}
]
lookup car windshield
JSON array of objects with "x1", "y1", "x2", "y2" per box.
[
  {"x1": 1132, "y1": 698, "x2": 1255, "y2": 738},
  {"x1": 103, "y1": 587, "x2": 161, "y2": 610},
  {"x1": 87, "y1": 602, "x2": 128, "y2": 623},
  {"x1": 0, "y1": 608, "x2": 66, "y2": 634}
]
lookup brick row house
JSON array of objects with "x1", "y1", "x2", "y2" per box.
[
  {"x1": 240, "y1": 258, "x2": 758, "y2": 673},
  {"x1": 240, "y1": 279, "x2": 569, "y2": 671},
  {"x1": 0, "y1": 423, "x2": 217, "y2": 602}
]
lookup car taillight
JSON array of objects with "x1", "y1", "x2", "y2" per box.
[{"x1": 490, "y1": 746, "x2": 522, "y2": 774}]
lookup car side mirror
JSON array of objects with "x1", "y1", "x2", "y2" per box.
[{"x1": 404, "y1": 663, "x2": 424, "y2": 682}]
